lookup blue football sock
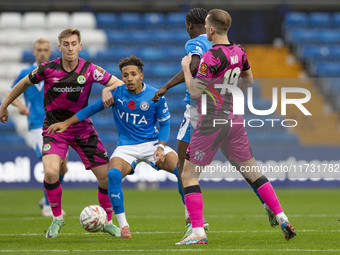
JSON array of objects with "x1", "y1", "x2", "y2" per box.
[
  {"x1": 251, "y1": 184, "x2": 265, "y2": 204},
  {"x1": 173, "y1": 167, "x2": 185, "y2": 205},
  {"x1": 108, "y1": 168, "x2": 125, "y2": 214},
  {"x1": 44, "y1": 175, "x2": 65, "y2": 206},
  {"x1": 43, "y1": 188, "x2": 49, "y2": 206}
]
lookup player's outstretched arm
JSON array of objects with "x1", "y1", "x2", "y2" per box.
[
  {"x1": 0, "y1": 75, "x2": 33, "y2": 123},
  {"x1": 47, "y1": 99, "x2": 107, "y2": 134},
  {"x1": 47, "y1": 115, "x2": 79, "y2": 134},
  {"x1": 102, "y1": 75, "x2": 123, "y2": 108},
  {"x1": 5, "y1": 91, "x2": 30, "y2": 115},
  {"x1": 152, "y1": 54, "x2": 201, "y2": 102}
]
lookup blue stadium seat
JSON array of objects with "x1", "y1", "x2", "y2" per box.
[
  {"x1": 129, "y1": 30, "x2": 152, "y2": 44},
  {"x1": 287, "y1": 29, "x2": 319, "y2": 43},
  {"x1": 166, "y1": 46, "x2": 185, "y2": 60},
  {"x1": 308, "y1": 13, "x2": 331, "y2": 27},
  {"x1": 166, "y1": 12, "x2": 186, "y2": 27},
  {"x1": 313, "y1": 61, "x2": 340, "y2": 77},
  {"x1": 284, "y1": 12, "x2": 307, "y2": 29},
  {"x1": 299, "y1": 45, "x2": 330, "y2": 59},
  {"x1": 119, "y1": 13, "x2": 141, "y2": 27},
  {"x1": 152, "y1": 64, "x2": 181, "y2": 77},
  {"x1": 21, "y1": 50, "x2": 35, "y2": 63},
  {"x1": 105, "y1": 30, "x2": 130, "y2": 44},
  {"x1": 153, "y1": 30, "x2": 173, "y2": 43},
  {"x1": 332, "y1": 13, "x2": 340, "y2": 27},
  {"x1": 319, "y1": 30, "x2": 340, "y2": 43},
  {"x1": 140, "y1": 48, "x2": 166, "y2": 61},
  {"x1": 95, "y1": 47, "x2": 134, "y2": 61},
  {"x1": 170, "y1": 29, "x2": 189, "y2": 42},
  {"x1": 96, "y1": 13, "x2": 117, "y2": 29},
  {"x1": 142, "y1": 13, "x2": 165, "y2": 27}
]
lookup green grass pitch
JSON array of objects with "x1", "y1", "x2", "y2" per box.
[{"x1": 0, "y1": 188, "x2": 339, "y2": 254}]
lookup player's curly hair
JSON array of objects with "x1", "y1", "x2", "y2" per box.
[
  {"x1": 186, "y1": 8, "x2": 208, "y2": 25},
  {"x1": 119, "y1": 55, "x2": 144, "y2": 72}
]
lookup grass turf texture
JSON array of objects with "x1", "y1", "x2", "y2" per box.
[{"x1": 0, "y1": 188, "x2": 339, "y2": 254}]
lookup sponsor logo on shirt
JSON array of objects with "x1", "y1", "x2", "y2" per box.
[
  {"x1": 117, "y1": 109, "x2": 148, "y2": 125},
  {"x1": 53, "y1": 86, "x2": 84, "y2": 93},
  {"x1": 77, "y1": 75, "x2": 86, "y2": 84}
]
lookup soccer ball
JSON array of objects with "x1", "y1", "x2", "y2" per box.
[{"x1": 80, "y1": 205, "x2": 107, "y2": 232}]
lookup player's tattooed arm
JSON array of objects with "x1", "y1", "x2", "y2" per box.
[{"x1": 102, "y1": 75, "x2": 123, "y2": 108}]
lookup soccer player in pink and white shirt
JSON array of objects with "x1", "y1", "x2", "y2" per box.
[
  {"x1": 177, "y1": 9, "x2": 296, "y2": 245},
  {"x1": 0, "y1": 29, "x2": 123, "y2": 238}
]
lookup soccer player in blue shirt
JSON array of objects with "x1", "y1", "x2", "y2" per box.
[
  {"x1": 8, "y1": 38, "x2": 68, "y2": 217},
  {"x1": 47, "y1": 55, "x2": 182, "y2": 239}
]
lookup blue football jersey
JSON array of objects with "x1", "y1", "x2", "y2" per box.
[
  {"x1": 111, "y1": 83, "x2": 170, "y2": 145},
  {"x1": 184, "y1": 34, "x2": 212, "y2": 105},
  {"x1": 11, "y1": 63, "x2": 45, "y2": 130}
]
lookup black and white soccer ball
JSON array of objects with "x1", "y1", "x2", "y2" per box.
[{"x1": 80, "y1": 205, "x2": 107, "y2": 232}]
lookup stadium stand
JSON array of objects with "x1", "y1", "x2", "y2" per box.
[{"x1": 0, "y1": 11, "x2": 311, "y2": 149}]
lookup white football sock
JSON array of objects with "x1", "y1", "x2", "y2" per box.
[
  {"x1": 116, "y1": 213, "x2": 128, "y2": 228},
  {"x1": 184, "y1": 205, "x2": 189, "y2": 219},
  {"x1": 275, "y1": 212, "x2": 288, "y2": 223},
  {"x1": 192, "y1": 227, "x2": 205, "y2": 237}
]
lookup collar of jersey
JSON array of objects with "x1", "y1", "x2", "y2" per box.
[
  {"x1": 124, "y1": 82, "x2": 146, "y2": 95},
  {"x1": 60, "y1": 57, "x2": 80, "y2": 73}
]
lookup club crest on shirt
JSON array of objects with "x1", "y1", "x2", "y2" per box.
[
  {"x1": 43, "y1": 144, "x2": 51, "y2": 151},
  {"x1": 140, "y1": 101, "x2": 149, "y2": 111},
  {"x1": 77, "y1": 75, "x2": 86, "y2": 84}
]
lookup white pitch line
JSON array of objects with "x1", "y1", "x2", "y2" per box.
[
  {"x1": 0, "y1": 229, "x2": 339, "y2": 236},
  {"x1": 1, "y1": 213, "x2": 340, "y2": 221},
  {"x1": 1, "y1": 249, "x2": 340, "y2": 253}
]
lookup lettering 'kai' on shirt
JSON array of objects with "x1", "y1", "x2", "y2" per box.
[{"x1": 195, "y1": 43, "x2": 250, "y2": 118}]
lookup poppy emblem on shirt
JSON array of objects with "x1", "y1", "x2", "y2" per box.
[
  {"x1": 128, "y1": 100, "x2": 136, "y2": 109},
  {"x1": 77, "y1": 75, "x2": 86, "y2": 84},
  {"x1": 198, "y1": 63, "x2": 208, "y2": 76},
  {"x1": 140, "y1": 101, "x2": 149, "y2": 111}
]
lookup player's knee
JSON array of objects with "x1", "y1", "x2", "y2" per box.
[{"x1": 107, "y1": 168, "x2": 123, "y2": 185}]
